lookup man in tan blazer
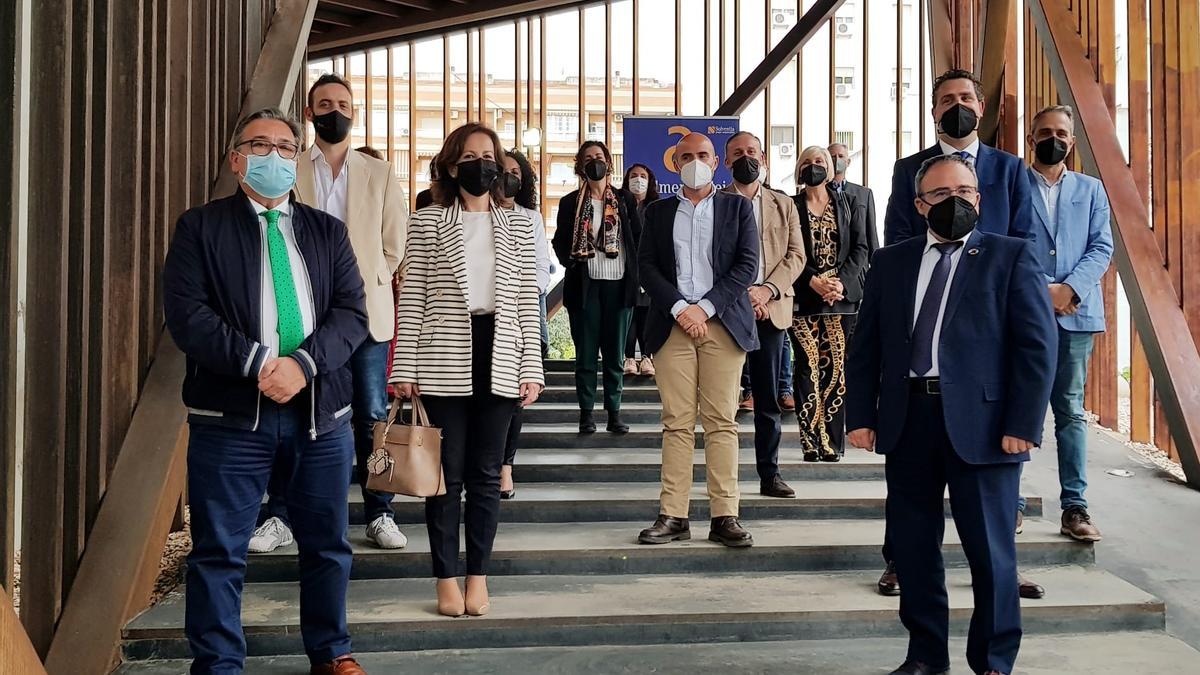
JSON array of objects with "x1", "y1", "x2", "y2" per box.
[
  {"x1": 723, "y1": 131, "x2": 806, "y2": 499},
  {"x1": 252, "y1": 73, "x2": 409, "y2": 554}
]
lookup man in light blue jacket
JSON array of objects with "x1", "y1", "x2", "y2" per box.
[{"x1": 1020, "y1": 104, "x2": 1114, "y2": 543}]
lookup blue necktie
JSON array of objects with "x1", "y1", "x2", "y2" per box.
[
  {"x1": 954, "y1": 150, "x2": 973, "y2": 164},
  {"x1": 910, "y1": 242, "x2": 963, "y2": 376}
]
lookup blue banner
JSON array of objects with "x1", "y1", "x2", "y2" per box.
[{"x1": 621, "y1": 116, "x2": 741, "y2": 196}]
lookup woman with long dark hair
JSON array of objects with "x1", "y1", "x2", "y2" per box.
[
  {"x1": 391, "y1": 122, "x2": 544, "y2": 617},
  {"x1": 789, "y1": 145, "x2": 868, "y2": 462},
  {"x1": 551, "y1": 141, "x2": 642, "y2": 434},
  {"x1": 620, "y1": 162, "x2": 658, "y2": 377},
  {"x1": 497, "y1": 148, "x2": 552, "y2": 499}
]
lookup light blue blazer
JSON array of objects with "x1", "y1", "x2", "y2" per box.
[{"x1": 1023, "y1": 167, "x2": 1114, "y2": 333}]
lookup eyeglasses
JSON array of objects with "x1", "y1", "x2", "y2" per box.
[
  {"x1": 235, "y1": 139, "x2": 300, "y2": 160},
  {"x1": 918, "y1": 186, "x2": 979, "y2": 203}
]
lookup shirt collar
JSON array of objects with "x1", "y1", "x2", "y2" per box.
[
  {"x1": 923, "y1": 228, "x2": 972, "y2": 253},
  {"x1": 248, "y1": 196, "x2": 292, "y2": 218},
  {"x1": 1033, "y1": 166, "x2": 1066, "y2": 188},
  {"x1": 678, "y1": 185, "x2": 718, "y2": 207},
  {"x1": 939, "y1": 139, "x2": 981, "y2": 159}
]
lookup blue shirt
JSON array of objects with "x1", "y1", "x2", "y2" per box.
[{"x1": 671, "y1": 187, "x2": 718, "y2": 318}]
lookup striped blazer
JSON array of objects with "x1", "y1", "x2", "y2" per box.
[{"x1": 390, "y1": 200, "x2": 545, "y2": 397}]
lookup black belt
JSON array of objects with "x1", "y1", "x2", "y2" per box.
[{"x1": 909, "y1": 377, "x2": 942, "y2": 395}]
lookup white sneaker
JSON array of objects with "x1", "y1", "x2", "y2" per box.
[
  {"x1": 366, "y1": 515, "x2": 408, "y2": 549},
  {"x1": 248, "y1": 516, "x2": 294, "y2": 553}
]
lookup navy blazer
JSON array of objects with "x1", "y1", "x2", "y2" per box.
[
  {"x1": 551, "y1": 188, "x2": 643, "y2": 311},
  {"x1": 883, "y1": 144, "x2": 1034, "y2": 246},
  {"x1": 637, "y1": 190, "x2": 761, "y2": 355},
  {"x1": 845, "y1": 230, "x2": 1057, "y2": 465}
]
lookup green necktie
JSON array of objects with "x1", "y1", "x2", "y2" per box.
[{"x1": 263, "y1": 209, "x2": 304, "y2": 356}]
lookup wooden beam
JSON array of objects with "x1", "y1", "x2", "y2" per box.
[
  {"x1": 977, "y1": 0, "x2": 1015, "y2": 145},
  {"x1": 314, "y1": 9, "x2": 357, "y2": 28},
  {"x1": 45, "y1": 339, "x2": 189, "y2": 675},
  {"x1": 387, "y1": 0, "x2": 436, "y2": 8},
  {"x1": 0, "y1": 0, "x2": 21, "y2": 595},
  {"x1": 715, "y1": 0, "x2": 847, "y2": 116},
  {"x1": 1028, "y1": 0, "x2": 1200, "y2": 487},
  {"x1": 2, "y1": 589, "x2": 48, "y2": 675},
  {"x1": 322, "y1": 0, "x2": 405, "y2": 17},
  {"x1": 310, "y1": 0, "x2": 585, "y2": 57},
  {"x1": 212, "y1": 0, "x2": 319, "y2": 197}
]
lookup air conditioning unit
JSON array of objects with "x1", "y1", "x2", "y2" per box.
[
  {"x1": 837, "y1": 22, "x2": 852, "y2": 35},
  {"x1": 835, "y1": 83, "x2": 851, "y2": 97},
  {"x1": 451, "y1": 110, "x2": 460, "y2": 119},
  {"x1": 773, "y1": 12, "x2": 788, "y2": 25},
  {"x1": 779, "y1": 143, "x2": 794, "y2": 156}
]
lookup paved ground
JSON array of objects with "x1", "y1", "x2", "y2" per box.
[{"x1": 1019, "y1": 423, "x2": 1200, "y2": 649}]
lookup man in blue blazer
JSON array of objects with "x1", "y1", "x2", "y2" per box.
[
  {"x1": 884, "y1": 69, "x2": 1034, "y2": 246},
  {"x1": 847, "y1": 155, "x2": 1057, "y2": 675},
  {"x1": 637, "y1": 132, "x2": 761, "y2": 548},
  {"x1": 1020, "y1": 105, "x2": 1114, "y2": 542}
]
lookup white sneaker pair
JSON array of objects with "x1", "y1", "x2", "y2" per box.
[{"x1": 247, "y1": 514, "x2": 407, "y2": 553}]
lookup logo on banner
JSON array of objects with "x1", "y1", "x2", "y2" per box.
[{"x1": 623, "y1": 116, "x2": 741, "y2": 195}]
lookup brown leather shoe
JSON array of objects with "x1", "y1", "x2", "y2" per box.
[
  {"x1": 739, "y1": 393, "x2": 754, "y2": 411},
  {"x1": 311, "y1": 655, "x2": 367, "y2": 675},
  {"x1": 778, "y1": 393, "x2": 796, "y2": 411},
  {"x1": 638, "y1": 515, "x2": 690, "y2": 544},
  {"x1": 877, "y1": 561, "x2": 900, "y2": 596},
  {"x1": 1061, "y1": 506, "x2": 1103, "y2": 542},
  {"x1": 1019, "y1": 574, "x2": 1045, "y2": 599},
  {"x1": 708, "y1": 516, "x2": 754, "y2": 547}
]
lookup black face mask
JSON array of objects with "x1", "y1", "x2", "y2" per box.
[
  {"x1": 926, "y1": 195, "x2": 979, "y2": 241},
  {"x1": 800, "y1": 164, "x2": 828, "y2": 187},
  {"x1": 500, "y1": 172, "x2": 522, "y2": 199},
  {"x1": 1034, "y1": 137, "x2": 1070, "y2": 166},
  {"x1": 312, "y1": 110, "x2": 352, "y2": 144},
  {"x1": 939, "y1": 104, "x2": 979, "y2": 140},
  {"x1": 583, "y1": 159, "x2": 608, "y2": 182},
  {"x1": 456, "y1": 158, "x2": 501, "y2": 197},
  {"x1": 731, "y1": 156, "x2": 761, "y2": 185}
]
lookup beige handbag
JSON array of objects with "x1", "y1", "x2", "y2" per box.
[{"x1": 365, "y1": 396, "x2": 446, "y2": 497}]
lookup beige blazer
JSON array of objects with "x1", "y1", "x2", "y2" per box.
[
  {"x1": 723, "y1": 184, "x2": 806, "y2": 330},
  {"x1": 296, "y1": 148, "x2": 408, "y2": 341}
]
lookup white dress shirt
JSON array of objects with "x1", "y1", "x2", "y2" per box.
[
  {"x1": 910, "y1": 229, "x2": 971, "y2": 377},
  {"x1": 1033, "y1": 168, "x2": 1064, "y2": 229},
  {"x1": 462, "y1": 211, "x2": 497, "y2": 314},
  {"x1": 311, "y1": 145, "x2": 349, "y2": 223},
  {"x1": 586, "y1": 197, "x2": 627, "y2": 281},
  {"x1": 515, "y1": 204, "x2": 553, "y2": 293},
  {"x1": 939, "y1": 138, "x2": 981, "y2": 162},
  {"x1": 671, "y1": 188, "x2": 719, "y2": 318},
  {"x1": 739, "y1": 185, "x2": 766, "y2": 284},
  {"x1": 249, "y1": 199, "x2": 316, "y2": 366}
]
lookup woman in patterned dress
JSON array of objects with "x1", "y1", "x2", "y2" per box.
[{"x1": 789, "y1": 145, "x2": 869, "y2": 462}]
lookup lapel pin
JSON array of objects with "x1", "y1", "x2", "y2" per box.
[{"x1": 967, "y1": 248, "x2": 980, "y2": 256}]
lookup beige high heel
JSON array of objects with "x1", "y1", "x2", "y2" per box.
[
  {"x1": 464, "y1": 575, "x2": 490, "y2": 616},
  {"x1": 436, "y1": 578, "x2": 465, "y2": 617}
]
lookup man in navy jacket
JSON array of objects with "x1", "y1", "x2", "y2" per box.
[
  {"x1": 847, "y1": 155, "x2": 1056, "y2": 675},
  {"x1": 162, "y1": 108, "x2": 369, "y2": 675},
  {"x1": 883, "y1": 69, "x2": 1034, "y2": 246}
]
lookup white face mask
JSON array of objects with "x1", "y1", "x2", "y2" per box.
[
  {"x1": 759, "y1": 164, "x2": 769, "y2": 184},
  {"x1": 628, "y1": 177, "x2": 649, "y2": 195},
  {"x1": 679, "y1": 159, "x2": 714, "y2": 190}
]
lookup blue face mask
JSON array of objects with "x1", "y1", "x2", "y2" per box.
[{"x1": 240, "y1": 151, "x2": 296, "y2": 199}]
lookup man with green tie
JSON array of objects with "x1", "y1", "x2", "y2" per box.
[{"x1": 163, "y1": 108, "x2": 370, "y2": 675}]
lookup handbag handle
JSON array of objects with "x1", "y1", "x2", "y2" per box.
[{"x1": 382, "y1": 394, "x2": 433, "y2": 434}]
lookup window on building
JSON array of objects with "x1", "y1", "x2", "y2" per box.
[
  {"x1": 834, "y1": 131, "x2": 855, "y2": 149},
  {"x1": 890, "y1": 67, "x2": 913, "y2": 100},
  {"x1": 549, "y1": 112, "x2": 579, "y2": 139},
  {"x1": 834, "y1": 4, "x2": 856, "y2": 38},
  {"x1": 834, "y1": 68, "x2": 855, "y2": 98},
  {"x1": 770, "y1": 125, "x2": 795, "y2": 147}
]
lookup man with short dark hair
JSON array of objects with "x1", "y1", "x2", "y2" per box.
[
  {"x1": 828, "y1": 142, "x2": 879, "y2": 255},
  {"x1": 848, "y1": 154, "x2": 1056, "y2": 675},
  {"x1": 163, "y1": 108, "x2": 370, "y2": 674}
]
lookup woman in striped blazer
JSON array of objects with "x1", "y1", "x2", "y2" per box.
[{"x1": 390, "y1": 123, "x2": 545, "y2": 618}]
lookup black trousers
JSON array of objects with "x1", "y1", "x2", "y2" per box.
[
  {"x1": 503, "y1": 406, "x2": 523, "y2": 467},
  {"x1": 422, "y1": 315, "x2": 518, "y2": 578},
  {"x1": 885, "y1": 389, "x2": 1022, "y2": 674},
  {"x1": 624, "y1": 305, "x2": 651, "y2": 359},
  {"x1": 746, "y1": 320, "x2": 786, "y2": 482}
]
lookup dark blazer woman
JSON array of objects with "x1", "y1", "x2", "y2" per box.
[
  {"x1": 791, "y1": 186, "x2": 869, "y2": 316},
  {"x1": 553, "y1": 188, "x2": 643, "y2": 310}
]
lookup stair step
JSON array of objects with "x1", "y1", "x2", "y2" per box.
[
  {"x1": 244, "y1": 519, "x2": 1090, "y2": 582},
  {"x1": 518, "y1": 423, "x2": 800, "y2": 449},
  {"x1": 522, "y1": 402, "x2": 663, "y2": 424},
  {"x1": 115, "y1": 631, "x2": 1200, "y2": 674},
  {"x1": 121, "y1": 566, "x2": 1162, "y2": 660},
  {"x1": 510, "y1": 448, "x2": 885, "y2": 482},
  {"x1": 539, "y1": 385, "x2": 660, "y2": 404},
  {"x1": 541, "y1": 371, "x2": 657, "y2": 386},
  {"x1": 344, "y1": 481, "x2": 1041, "y2": 524}
]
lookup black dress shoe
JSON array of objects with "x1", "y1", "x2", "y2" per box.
[
  {"x1": 500, "y1": 489, "x2": 516, "y2": 500},
  {"x1": 579, "y1": 410, "x2": 597, "y2": 434},
  {"x1": 708, "y1": 516, "x2": 753, "y2": 547},
  {"x1": 889, "y1": 661, "x2": 949, "y2": 675},
  {"x1": 760, "y1": 475, "x2": 796, "y2": 498},
  {"x1": 638, "y1": 515, "x2": 690, "y2": 544},
  {"x1": 606, "y1": 411, "x2": 629, "y2": 434},
  {"x1": 878, "y1": 561, "x2": 901, "y2": 596},
  {"x1": 1019, "y1": 574, "x2": 1045, "y2": 599}
]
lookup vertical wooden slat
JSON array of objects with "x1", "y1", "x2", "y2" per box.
[
  {"x1": 479, "y1": 28, "x2": 487, "y2": 124},
  {"x1": 467, "y1": 31, "x2": 475, "y2": 124},
  {"x1": 514, "y1": 22, "x2": 521, "y2": 146},
  {"x1": 365, "y1": 50, "x2": 374, "y2": 145},
  {"x1": 632, "y1": 2, "x2": 640, "y2": 115},
  {"x1": 0, "y1": 0, "x2": 19, "y2": 595},
  {"x1": 675, "y1": 0, "x2": 682, "y2": 114},
  {"x1": 919, "y1": 0, "x2": 927, "y2": 143},
  {"x1": 408, "y1": 40, "x2": 416, "y2": 206},
  {"x1": 442, "y1": 36, "x2": 450, "y2": 136},
  {"x1": 605, "y1": 0, "x2": 612, "y2": 149},
  {"x1": 827, "y1": 16, "x2": 834, "y2": 144},
  {"x1": 386, "y1": 46, "x2": 395, "y2": 162},
  {"x1": 539, "y1": 15, "x2": 548, "y2": 219},
  {"x1": 1177, "y1": 0, "x2": 1200, "y2": 351},
  {"x1": 896, "y1": 0, "x2": 904, "y2": 157},
  {"x1": 861, "y1": 1, "x2": 869, "y2": 177},
  {"x1": 704, "y1": 0, "x2": 711, "y2": 114},
  {"x1": 1131, "y1": 327, "x2": 1153, "y2": 442},
  {"x1": 579, "y1": 8, "x2": 586, "y2": 145}
]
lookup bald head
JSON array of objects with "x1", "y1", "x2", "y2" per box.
[{"x1": 674, "y1": 133, "x2": 717, "y2": 170}]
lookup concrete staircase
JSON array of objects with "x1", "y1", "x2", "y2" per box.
[{"x1": 118, "y1": 361, "x2": 1199, "y2": 673}]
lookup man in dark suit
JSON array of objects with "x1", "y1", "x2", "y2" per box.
[
  {"x1": 828, "y1": 142, "x2": 879, "y2": 255},
  {"x1": 846, "y1": 154, "x2": 1056, "y2": 675},
  {"x1": 636, "y1": 132, "x2": 760, "y2": 548},
  {"x1": 883, "y1": 69, "x2": 1034, "y2": 246}
]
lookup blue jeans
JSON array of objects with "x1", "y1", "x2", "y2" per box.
[
  {"x1": 1018, "y1": 328, "x2": 1095, "y2": 513},
  {"x1": 185, "y1": 402, "x2": 353, "y2": 673},
  {"x1": 264, "y1": 340, "x2": 393, "y2": 524},
  {"x1": 778, "y1": 336, "x2": 794, "y2": 396}
]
